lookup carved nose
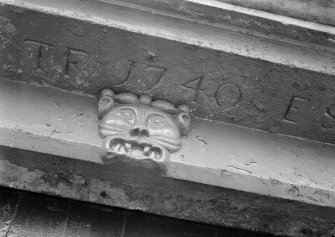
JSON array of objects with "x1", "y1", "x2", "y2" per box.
[{"x1": 129, "y1": 127, "x2": 150, "y2": 137}]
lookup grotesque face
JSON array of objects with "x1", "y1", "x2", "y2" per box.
[{"x1": 98, "y1": 89, "x2": 191, "y2": 162}]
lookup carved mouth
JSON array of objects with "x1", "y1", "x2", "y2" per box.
[{"x1": 102, "y1": 137, "x2": 168, "y2": 162}]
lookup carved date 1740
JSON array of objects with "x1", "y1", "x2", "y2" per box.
[{"x1": 97, "y1": 89, "x2": 191, "y2": 162}]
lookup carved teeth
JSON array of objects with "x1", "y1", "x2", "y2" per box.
[
  {"x1": 124, "y1": 143, "x2": 131, "y2": 152},
  {"x1": 109, "y1": 140, "x2": 163, "y2": 160},
  {"x1": 114, "y1": 144, "x2": 121, "y2": 152},
  {"x1": 119, "y1": 145, "x2": 126, "y2": 153},
  {"x1": 109, "y1": 143, "x2": 116, "y2": 150},
  {"x1": 144, "y1": 146, "x2": 150, "y2": 155},
  {"x1": 149, "y1": 151, "x2": 155, "y2": 159}
]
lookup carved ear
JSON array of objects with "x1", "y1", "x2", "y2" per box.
[
  {"x1": 98, "y1": 89, "x2": 115, "y2": 119},
  {"x1": 98, "y1": 96, "x2": 114, "y2": 119},
  {"x1": 177, "y1": 112, "x2": 191, "y2": 135}
]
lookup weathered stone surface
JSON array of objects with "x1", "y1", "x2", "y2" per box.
[
  {"x1": 102, "y1": 0, "x2": 335, "y2": 43},
  {"x1": 0, "y1": 79, "x2": 335, "y2": 236},
  {"x1": 0, "y1": 79, "x2": 334, "y2": 235},
  {"x1": 1, "y1": 79, "x2": 335, "y2": 209},
  {"x1": 6, "y1": 189, "x2": 69, "y2": 237},
  {"x1": 216, "y1": 0, "x2": 335, "y2": 26},
  {"x1": 0, "y1": 186, "x2": 19, "y2": 236},
  {"x1": 0, "y1": 0, "x2": 335, "y2": 144},
  {"x1": 0, "y1": 146, "x2": 335, "y2": 236},
  {"x1": 0, "y1": 186, "x2": 275, "y2": 237}
]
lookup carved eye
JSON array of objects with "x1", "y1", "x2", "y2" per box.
[
  {"x1": 149, "y1": 116, "x2": 166, "y2": 127},
  {"x1": 118, "y1": 109, "x2": 134, "y2": 120}
]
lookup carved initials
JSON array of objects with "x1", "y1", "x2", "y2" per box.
[
  {"x1": 109, "y1": 61, "x2": 166, "y2": 91},
  {"x1": 215, "y1": 83, "x2": 241, "y2": 109},
  {"x1": 140, "y1": 65, "x2": 167, "y2": 92},
  {"x1": 64, "y1": 48, "x2": 88, "y2": 78},
  {"x1": 283, "y1": 96, "x2": 310, "y2": 124},
  {"x1": 181, "y1": 75, "x2": 204, "y2": 101},
  {"x1": 321, "y1": 105, "x2": 335, "y2": 129},
  {"x1": 24, "y1": 40, "x2": 53, "y2": 72}
]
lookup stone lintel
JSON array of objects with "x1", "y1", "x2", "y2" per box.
[
  {"x1": 0, "y1": 0, "x2": 335, "y2": 144},
  {"x1": 0, "y1": 79, "x2": 335, "y2": 235},
  {"x1": 209, "y1": 0, "x2": 335, "y2": 26}
]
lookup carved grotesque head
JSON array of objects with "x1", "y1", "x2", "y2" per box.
[{"x1": 98, "y1": 89, "x2": 191, "y2": 162}]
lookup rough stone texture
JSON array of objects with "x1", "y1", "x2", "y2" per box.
[
  {"x1": 0, "y1": 187, "x2": 275, "y2": 237},
  {"x1": 0, "y1": 1, "x2": 335, "y2": 144},
  {"x1": 0, "y1": 186, "x2": 19, "y2": 236},
  {"x1": 0, "y1": 146, "x2": 335, "y2": 237}
]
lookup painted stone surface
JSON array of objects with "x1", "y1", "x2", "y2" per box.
[{"x1": 98, "y1": 89, "x2": 191, "y2": 162}]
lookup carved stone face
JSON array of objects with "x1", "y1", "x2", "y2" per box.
[
  {"x1": 98, "y1": 85, "x2": 191, "y2": 162},
  {"x1": 97, "y1": 89, "x2": 191, "y2": 162},
  {"x1": 99, "y1": 103, "x2": 188, "y2": 162}
]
